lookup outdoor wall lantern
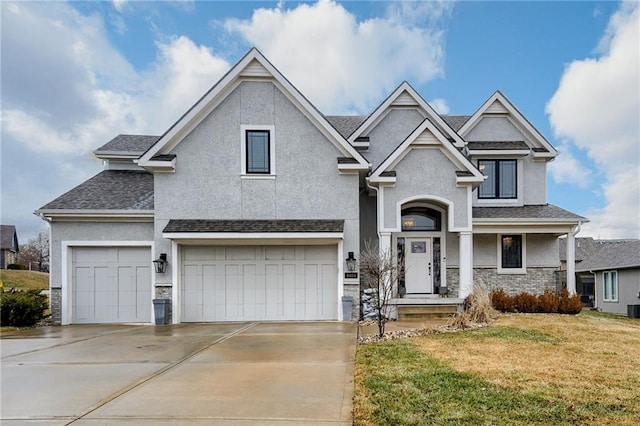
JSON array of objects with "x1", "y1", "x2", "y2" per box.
[
  {"x1": 346, "y1": 251, "x2": 357, "y2": 272},
  {"x1": 153, "y1": 253, "x2": 168, "y2": 274}
]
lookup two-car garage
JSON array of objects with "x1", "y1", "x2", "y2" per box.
[
  {"x1": 180, "y1": 245, "x2": 338, "y2": 322},
  {"x1": 68, "y1": 243, "x2": 339, "y2": 324}
]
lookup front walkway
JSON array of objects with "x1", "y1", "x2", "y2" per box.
[{"x1": 1, "y1": 322, "x2": 357, "y2": 425}]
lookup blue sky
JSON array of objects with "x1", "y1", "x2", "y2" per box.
[{"x1": 1, "y1": 0, "x2": 639, "y2": 243}]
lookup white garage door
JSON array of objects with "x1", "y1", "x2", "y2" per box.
[
  {"x1": 181, "y1": 245, "x2": 337, "y2": 322},
  {"x1": 72, "y1": 247, "x2": 152, "y2": 324}
]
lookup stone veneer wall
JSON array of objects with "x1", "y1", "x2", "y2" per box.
[
  {"x1": 474, "y1": 267, "x2": 558, "y2": 295},
  {"x1": 446, "y1": 268, "x2": 460, "y2": 298},
  {"x1": 50, "y1": 288, "x2": 62, "y2": 325},
  {"x1": 343, "y1": 283, "x2": 360, "y2": 321},
  {"x1": 447, "y1": 267, "x2": 558, "y2": 297}
]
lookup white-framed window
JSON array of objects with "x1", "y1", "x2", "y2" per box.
[
  {"x1": 240, "y1": 125, "x2": 275, "y2": 176},
  {"x1": 602, "y1": 270, "x2": 618, "y2": 302},
  {"x1": 497, "y1": 234, "x2": 526, "y2": 274}
]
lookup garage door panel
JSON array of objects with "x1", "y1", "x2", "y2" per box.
[
  {"x1": 181, "y1": 245, "x2": 337, "y2": 322},
  {"x1": 72, "y1": 247, "x2": 151, "y2": 324}
]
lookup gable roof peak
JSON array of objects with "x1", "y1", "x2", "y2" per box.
[{"x1": 137, "y1": 47, "x2": 369, "y2": 171}]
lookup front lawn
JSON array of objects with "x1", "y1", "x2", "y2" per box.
[
  {"x1": 0, "y1": 269, "x2": 49, "y2": 291},
  {"x1": 355, "y1": 312, "x2": 640, "y2": 425}
]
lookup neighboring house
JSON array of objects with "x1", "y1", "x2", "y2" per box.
[
  {"x1": 572, "y1": 239, "x2": 640, "y2": 316},
  {"x1": 36, "y1": 48, "x2": 586, "y2": 325},
  {"x1": 0, "y1": 225, "x2": 19, "y2": 269},
  {"x1": 559, "y1": 236, "x2": 599, "y2": 306}
]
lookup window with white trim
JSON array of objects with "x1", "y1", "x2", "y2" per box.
[
  {"x1": 478, "y1": 159, "x2": 517, "y2": 199},
  {"x1": 241, "y1": 125, "x2": 275, "y2": 176},
  {"x1": 497, "y1": 234, "x2": 526, "y2": 274},
  {"x1": 602, "y1": 270, "x2": 618, "y2": 302}
]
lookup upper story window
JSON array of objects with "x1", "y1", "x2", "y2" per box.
[
  {"x1": 401, "y1": 207, "x2": 441, "y2": 231},
  {"x1": 241, "y1": 125, "x2": 275, "y2": 176},
  {"x1": 478, "y1": 159, "x2": 516, "y2": 199},
  {"x1": 246, "y1": 130, "x2": 270, "y2": 174},
  {"x1": 603, "y1": 270, "x2": 618, "y2": 302}
]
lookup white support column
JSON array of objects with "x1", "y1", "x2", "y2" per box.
[
  {"x1": 566, "y1": 229, "x2": 577, "y2": 295},
  {"x1": 459, "y1": 231, "x2": 473, "y2": 299},
  {"x1": 379, "y1": 232, "x2": 392, "y2": 256}
]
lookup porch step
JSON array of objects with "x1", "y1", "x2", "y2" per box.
[{"x1": 397, "y1": 304, "x2": 460, "y2": 321}]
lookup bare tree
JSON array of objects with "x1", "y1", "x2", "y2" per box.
[
  {"x1": 359, "y1": 241, "x2": 403, "y2": 338},
  {"x1": 17, "y1": 229, "x2": 49, "y2": 272}
]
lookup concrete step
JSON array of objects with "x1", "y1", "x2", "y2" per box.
[{"x1": 397, "y1": 304, "x2": 460, "y2": 321}]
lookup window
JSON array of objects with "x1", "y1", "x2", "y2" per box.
[
  {"x1": 498, "y1": 234, "x2": 525, "y2": 274},
  {"x1": 246, "y1": 130, "x2": 270, "y2": 174},
  {"x1": 478, "y1": 159, "x2": 517, "y2": 199},
  {"x1": 501, "y1": 235, "x2": 522, "y2": 268},
  {"x1": 241, "y1": 125, "x2": 275, "y2": 176},
  {"x1": 401, "y1": 207, "x2": 441, "y2": 231},
  {"x1": 603, "y1": 270, "x2": 618, "y2": 302}
]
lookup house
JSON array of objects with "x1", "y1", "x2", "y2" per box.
[
  {"x1": 559, "y1": 236, "x2": 599, "y2": 306},
  {"x1": 36, "y1": 48, "x2": 586, "y2": 325},
  {"x1": 571, "y1": 239, "x2": 640, "y2": 317},
  {"x1": 0, "y1": 225, "x2": 19, "y2": 269}
]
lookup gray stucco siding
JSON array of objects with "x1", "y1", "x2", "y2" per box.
[
  {"x1": 382, "y1": 148, "x2": 470, "y2": 230},
  {"x1": 365, "y1": 108, "x2": 425, "y2": 169},
  {"x1": 465, "y1": 116, "x2": 524, "y2": 141},
  {"x1": 523, "y1": 158, "x2": 547, "y2": 205},
  {"x1": 153, "y1": 80, "x2": 360, "y2": 277},
  {"x1": 49, "y1": 221, "x2": 154, "y2": 290},
  {"x1": 471, "y1": 233, "x2": 559, "y2": 268}
]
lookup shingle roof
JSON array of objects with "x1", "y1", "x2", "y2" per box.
[
  {"x1": 164, "y1": 219, "x2": 344, "y2": 233},
  {"x1": 559, "y1": 237, "x2": 598, "y2": 262},
  {"x1": 440, "y1": 115, "x2": 471, "y2": 132},
  {"x1": 576, "y1": 240, "x2": 640, "y2": 271},
  {"x1": 472, "y1": 204, "x2": 586, "y2": 220},
  {"x1": 325, "y1": 116, "x2": 368, "y2": 139},
  {"x1": 0, "y1": 225, "x2": 18, "y2": 250},
  {"x1": 38, "y1": 170, "x2": 154, "y2": 211},
  {"x1": 94, "y1": 134, "x2": 160, "y2": 156},
  {"x1": 467, "y1": 141, "x2": 530, "y2": 150}
]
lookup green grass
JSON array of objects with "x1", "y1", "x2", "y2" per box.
[
  {"x1": 355, "y1": 314, "x2": 640, "y2": 425},
  {"x1": 0, "y1": 270, "x2": 49, "y2": 291},
  {"x1": 356, "y1": 340, "x2": 602, "y2": 425}
]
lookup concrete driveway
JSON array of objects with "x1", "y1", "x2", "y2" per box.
[{"x1": 1, "y1": 322, "x2": 357, "y2": 425}]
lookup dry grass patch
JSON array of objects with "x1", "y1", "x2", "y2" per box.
[
  {"x1": 413, "y1": 313, "x2": 640, "y2": 425},
  {"x1": 0, "y1": 269, "x2": 49, "y2": 292}
]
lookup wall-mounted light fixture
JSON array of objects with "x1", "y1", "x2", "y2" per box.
[
  {"x1": 153, "y1": 253, "x2": 168, "y2": 274},
  {"x1": 346, "y1": 251, "x2": 357, "y2": 272}
]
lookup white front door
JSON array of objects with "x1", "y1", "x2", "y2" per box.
[{"x1": 405, "y1": 238, "x2": 433, "y2": 294}]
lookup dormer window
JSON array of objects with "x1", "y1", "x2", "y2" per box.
[
  {"x1": 241, "y1": 125, "x2": 275, "y2": 176},
  {"x1": 478, "y1": 159, "x2": 516, "y2": 199}
]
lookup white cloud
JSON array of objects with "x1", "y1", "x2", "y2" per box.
[
  {"x1": 429, "y1": 98, "x2": 450, "y2": 115},
  {"x1": 112, "y1": 0, "x2": 127, "y2": 13},
  {"x1": 546, "y1": 2, "x2": 640, "y2": 238},
  {"x1": 548, "y1": 142, "x2": 591, "y2": 188},
  {"x1": 224, "y1": 0, "x2": 449, "y2": 114},
  {"x1": 1, "y1": 2, "x2": 229, "y2": 240}
]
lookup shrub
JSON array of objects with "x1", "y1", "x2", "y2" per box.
[
  {"x1": 558, "y1": 288, "x2": 583, "y2": 315},
  {"x1": 514, "y1": 292, "x2": 538, "y2": 313},
  {"x1": 7, "y1": 263, "x2": 27, "y2": 270},
  {"x1": 491, "y1": 288, "x2": 515, "y2": 312},
  {"x1": 450, "y1": 287, "x2": 499, "y2": 329},
  {"x1": 537, "y1": 288, "x2": 560, "y2": 313},
  {"x1": 0, "y1": 288, "x2": 48, "y2": 327}
]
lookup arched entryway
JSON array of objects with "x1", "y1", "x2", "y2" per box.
[{"x1": 395, "y1": 202, "x2": 447, "y2": 296}]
